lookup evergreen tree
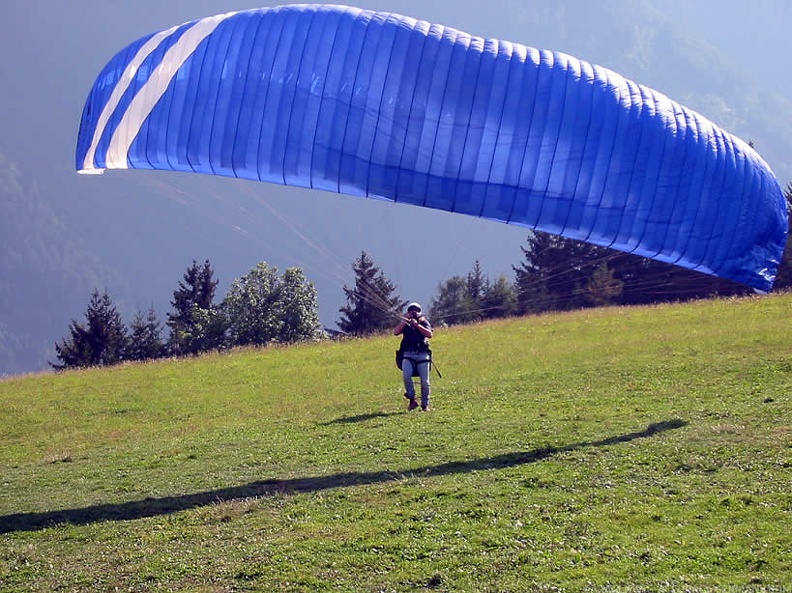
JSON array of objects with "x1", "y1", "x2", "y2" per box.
[
  {"x1": 585, "y1": 262, "x2": 624, "y2": 307},
  {"x1": 512, "y1": 230, "x2": 749, "y2": 313},
  {"x1": 429, "y1": 261, "x2": 489, "y2": 325},
  {"x1": 429, "y1": 276, "x2": 476, "y2": 326},
  {"x1": 337, "y1": 251, "x2": 404, "y2": 335},
  {"x1": 513, "y1": 232, "x2": 608, "y2": 314},
  {"x1": 431, "y1": 262, "x2": 518, "y2": 325},
  {"x1": 465, "y1": 261, "x2": 487, "y2": 312},
  {"x1": 52, "y1": 289, "x2": 127, "y2": 370},
  {"x1": 126, "y1": 306, "x2": 165, "y2": 361},
  {"x1": 608, "y1": 252, "x2": 749, "y2": 305},
  {"x1": 481, "y1": 274, "x2": 518, "y2": 319},
  {"x1": 167, "y1": 259, "x2": 219, "y2": 355}
]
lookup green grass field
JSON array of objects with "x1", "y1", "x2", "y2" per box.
[{"x1": 1, "y1": 294, "x2": 790, "y2": 592}]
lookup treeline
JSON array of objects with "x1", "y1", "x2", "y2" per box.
[
  {"x1": 342, "y1": 184, "x2": 791, "y2": 329},
  {"x1": 52, "y1": 261, "x2": 323, "y2": 370},
  {"x1": 53, "y1": 184, "x2": 791, "y2": 369},
  {"x1": 429, "y1": 235, "x2": 754, "y2": 326}
]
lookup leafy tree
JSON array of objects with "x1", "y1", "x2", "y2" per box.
[
  {"x1": 275, "y1": 267, "x2": 325, "y2": 343},
  {"x1": 224, "y1": 262, "x2": 324, "y2": 346},
  {"x1": 337, "y1": 251, "x2": 404, "y2": 335},
  {"x1": 224, "y1": 262, "x2": 281, "y2": 346},
  {"x1": 126, "y1": 306, "x2": 165, "y2": 361},
  {"x1": 52, "y1": 289, "x2": 127, "y2": 370},
  {"x1": 187, "y1": 305, "x2": 229, "y2": 353},
  {"x1": 167, "y1": 260, "x2": 219, "y2": 355}
]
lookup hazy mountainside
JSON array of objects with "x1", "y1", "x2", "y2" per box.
[
  {"x1": 0, "y1": 150, "x2": 110, "y2": 375},
  {"x1": 2, "y1": 0, "x2": 790, "y2": 376}
]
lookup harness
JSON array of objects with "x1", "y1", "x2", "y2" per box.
[
  {"x1": 399, "y1": 322, "x2": 430, "y2": 353},
  {"x1": 396, "y1": 321, "x2": 441, "y2": 377}
]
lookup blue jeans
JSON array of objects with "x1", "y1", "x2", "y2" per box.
[{"x1": 402, "y1": 350, "x2": 431, "y2": 408}]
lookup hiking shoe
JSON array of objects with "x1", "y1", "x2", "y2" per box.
[{"x1": 407, "y1": 399, "x2": 419, "y2": 411}]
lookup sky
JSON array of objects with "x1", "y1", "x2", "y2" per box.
[{"x1": 1, "y1": 1, "x2": 790, "y2": 372}]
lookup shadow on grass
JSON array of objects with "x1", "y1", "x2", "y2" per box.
[
  {"x1": 320, "y1": 411, "x2": 402, "y2": 425},
  {"x1": 0, "y1": 419, "x2": 686, "y2": 533}
]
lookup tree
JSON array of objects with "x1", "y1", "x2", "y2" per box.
[
  {"x1": 481, "y1": 274, "x2": 518, "y2": 319},
  {"x1": 584, "y1": 262, "x2": 624, "y2": 307},
  {"x1": 429, "y1": 276, "x2": 476, "y2": 326},
  {"x1": 430, "y1": 261, "x2": 485, "y2": 326},
  {"x1": 337, "y1": 251, "x2": 404, "y2": 335},
  {"x1": 513, "y1": 229, "x2": 751, "y2": 314},
  {"x1": 224, "y1": 262, "x2": 324, "y2": 346},
  {"x1": 126, "y1": 306, "x2": 165, "y2": 361},
  {"x1": 52, "y1": 290, "x2": 127, "y2": 370},
  {"x1": 167, "y1": 260, "x2": 219, "y2": 355},
  {"x1": 431, "y1": 262, "x2": 518, "y2": 325},
  {"x1": 275, "y1": 267, "x2": 324, "y2": 343},
  {"x1": 187, "y1": 305, "x2": 229, "y2": 353},
  {"x1": 465, "y1": 261, "x2": 487, "y2": 313},
  {"x1": 608, "y1": 252, "x2": 749, "y2": 305},
  {"x1": 224, "y1": 262, "x2": 282, "y2": 346},
  {"x1": 513, "y1": 232, "x2": 609, "y2": 315}
]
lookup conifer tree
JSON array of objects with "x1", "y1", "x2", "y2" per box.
[
  {"x1": 465, "y1": 261, "x2": 487, "y2": 309},
  {"x1": 337, "y1": 251, "x2": 404, "y2": 335},
  {"x1": 52, "y1": 289, "x2": 127, "y2": 370},
  {"x1": 513, "y1": 232, "x2": 608, "y2": 314},
  {"x1": 481, "y1": 274, "x2": 518, "y2": 319},
  {"x1": 431, "y1": 262, "x2": 517, "y2": 324},
  {"x1": 167, "y1": 259, "x2": 220, "y2": 355},
  {"x1": 584, "y1": 262, "x2": 624, "y2": 307},
  {"x1": 126, "y1": 306, "x2": 165, "y2": 361},
  {"x1": 429, "y1": 276, "x2": 476, "y2": 326}
]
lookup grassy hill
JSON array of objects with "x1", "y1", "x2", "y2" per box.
[{"x1": 1, "y1": 294, "x2": 790, "y2": 592}]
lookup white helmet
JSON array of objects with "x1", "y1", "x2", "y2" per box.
[{"x1": 407, "y1": 302, "x2": 422, "y2": 313}]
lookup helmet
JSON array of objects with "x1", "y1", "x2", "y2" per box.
[{"x1": 407, "y1": 302, "x2": 422, "y2": 313}]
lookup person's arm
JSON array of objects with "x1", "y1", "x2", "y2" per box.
[
  {"x1": 394, "y1": 318, "x2": 408, "y2": 335},
  {"x1": 413, "y1": 318, "x2": 433, "y2": 338}
]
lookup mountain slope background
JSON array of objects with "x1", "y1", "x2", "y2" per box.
[{"x1": 1, "y1": 0, "x2": 790, "y2": 375}]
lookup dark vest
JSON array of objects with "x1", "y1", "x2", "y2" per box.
[{"x1": 400, "y1": 320, "x2": 430, "y2": 352}]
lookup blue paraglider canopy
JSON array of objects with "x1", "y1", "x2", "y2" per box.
[{"x1": 76, "y1": 4, "x2": 787, "y2": 292}]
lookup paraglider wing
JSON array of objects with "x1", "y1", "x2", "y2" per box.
[{"x1": 76, "y1": 4, "x2": 787, "y2": 291}]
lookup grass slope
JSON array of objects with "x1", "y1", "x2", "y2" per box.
[{"x1": 0, "y1": 294, "x2": 790, "y2": 592}]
